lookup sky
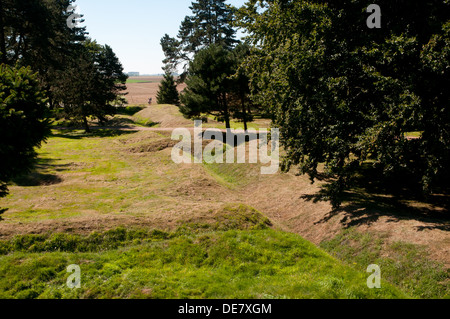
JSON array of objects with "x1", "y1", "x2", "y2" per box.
[{"x1": 75, "y1": 0, "x2": 247, "y2": 75}]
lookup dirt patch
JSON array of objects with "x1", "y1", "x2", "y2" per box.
[
  {"x1": 127, "y1": 139, "x2": 177, "y2": 153},
  {"x1": 115, "y1": 131, "x2": 164, "y2": 145},
  {"x1": 0, "y1": 204, "x2": 271, "y2": 240}
]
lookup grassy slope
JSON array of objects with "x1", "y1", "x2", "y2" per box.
[
  {"x1": 0, "y1": 111, "x2": 447, "y2": 298},
  {"x1": 0, "y1": 226, "x2": 405, "y2": 299},
  {"x1": 0, "y1": 130, "x2": 406, "y2": 299}
]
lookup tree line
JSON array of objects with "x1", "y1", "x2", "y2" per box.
[
  {"x1": 160, "y1": 0, "x2": 450, "y2": 206},
  {"x1": 0, "y1": 0, "x2": 127, "y2": 204}
]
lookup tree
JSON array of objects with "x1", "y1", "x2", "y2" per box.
[
  {"x1": 156, "y1": 72, "x2": 180, "y2": 106},
  {"x1": 0, "y1": 64, "x2": 51, "y2": 199},
  {"x1": 419, "y1": 20, "x2": 450, "y2": 191},
  {"x1": 229, "y1": 42, "x2": 253, "y2": 131},
  {"x1": 180, "y1": 44, "x2": 235, "y2": 128},
  {"x1": 237, "y1": 0, "x2": 450, "y2": 207},
  {"x1": 161, "y1": 0, "x2": 237, "y2": 78},
  {"x1": 53, "y1": 40, "x2": 128, "y2": 132},
  {"x1": 0, "y1": 0, "x2": 88, "y2": 107}
]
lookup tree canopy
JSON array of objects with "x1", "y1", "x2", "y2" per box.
[
  {"x1": 156, "y1": 72, "x2": 180, "y2": 106},
  {"x1": 161, "y1": 0, "x2": 237, "y2": 75},
  {"x1": 237, "y1": 0, "x2": 450, "y2": 206},
  {"x1": 52, "y1": 40, "x2": 128, "y2": 132},
  {"x1": 0, "y1": 65, "x2": 51, "y2": 199}
]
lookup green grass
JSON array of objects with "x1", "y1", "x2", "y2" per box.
[
  {"x1": 0, "y1": 226, "x2": 406, "y2": 299},
  {"x1": 320, "y1": 228, "x2": 449, "y2": 299},
  {"x1": 115, "y1": 106, "x2": 146, "y2": 116},
  {"x1": 132, "y1": 116, "x2": 160, "y2": 128},
  {"x1": 126, "y1": 79, "x2": 157, "y2": 84},
  {"x1": 404, "y1": 131, "x2": 423, "y2": 138},
  {"x1": 3, "y1": 130, "x2": 164, "y2": 222},
  {"x1": 1, "y1": 120, "x2": 445, "y2": 299}
]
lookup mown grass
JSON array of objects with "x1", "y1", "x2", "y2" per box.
[
  {"x1": 2, "y1": 130, "x2": 163, "y2": 222},
  {"x1": 320, "y1": 228, "x2": 449, "y2": 299},
  {"x1": 132, "y1": 116, "x2": 160, "y2": 128},
  {"x1": 0, "y1": 226, "x2": 406, "y2": 299},
  {"x1": 126, "y1": 79, "x2": 157, "y2": 84},
  {"x1": 1, "y1": 120, "x2": 445, "y2": 300}
]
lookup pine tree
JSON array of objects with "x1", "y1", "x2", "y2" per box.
[
  {"x1": 0, "y1": 64, "x2": 51, "y2": 199},
  {"x1": 156, "y1": 72, "x2": 180, "y2": 106},
  {"x1": 161, "y1": 0, "x2": 237, "y2": 77},
  {"x1": 53, "y1": 40, "x2": 128, "y2": 132},
  {"x1": 180, "y1": 44, "x2": 235, "y2": 128}
]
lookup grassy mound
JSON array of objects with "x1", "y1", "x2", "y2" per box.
[{"x1": 0, "y1": 226, "x2": 405, "y2": 299}]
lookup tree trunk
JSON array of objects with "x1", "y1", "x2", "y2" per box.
[
  {"x1": 241, "y1": 94, "x2": 248, "y2": 132},
  {"x1": 83, "y1": 116, "x2": 91, "y2": 133},
  {"x1": 0, "y1": 0, "x2": 7, "y2": 64},
  {"x1": 222, "y1": 93, "x2": 231, "y2": 129}
]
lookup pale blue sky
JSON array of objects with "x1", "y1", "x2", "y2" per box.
[{"x1": 75, "y1": 0, "x2": 247, "y2": 74}]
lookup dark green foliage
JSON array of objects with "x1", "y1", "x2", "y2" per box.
[
  {"x1": 0, "y1": 0, "x2": 127, "y2": 133},
  {"x1": 0, "y1": 64, "x2": 51, "y2": 198},
  {"x1": 237, "y1": 0, "x2": 450, "y2": 206},
  {"x1": 53, "y1": 40, "x2": 128, "y2": 132},
  {"x1": 156, "y1": 72, "x2": 180, "y2": 105},
  {"x1": 180, "y1": 44, "x2": 235, "y2": 128},
  {"x1": 180, "y1": 43, "x2": 255, "y2": 129},
  {"x1": 161, "y1": 0, "x2": 237, "y2": 75},
  {"x1": 0, "y1": 0, "x2": 88, "y2": 107},
  {"x1": 229, "y1": 42, "x2": 254, "y2": 131}
]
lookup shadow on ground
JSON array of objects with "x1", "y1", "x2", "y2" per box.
[
  {"x1": 52, "y1": 128, "x2": 137, "y2": 139},
  {"x1": 302, "y1": 165, "x2": 450, "y2": 230},
  {"x1": 11, "y1": 157, "x2": 67, "y2": 187}
]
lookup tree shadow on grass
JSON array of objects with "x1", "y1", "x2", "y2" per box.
[
  {"x1": 11, "y1": 157, "x2": 67, "y2": 187},
  {"x1": 52, "y1": 128, "x2": 137, "y2": 139},
  {"x1": 0, "y1": 208, "x2": 7, "y2": 221},
  {"x1": 303, "y1": 164, "x2": 450, "y2": 230},
  {"x1": 115, "y1": 106, "x2": 146, "y2": 116}
]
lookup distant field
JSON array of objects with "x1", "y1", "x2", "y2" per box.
[{"x1": 125, "y1": 76, "x2": 186, "y2": 105}]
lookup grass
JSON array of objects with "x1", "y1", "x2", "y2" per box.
[
  {"x1": 320, "y1": 228, "x2": 449, "y2": 299},
  {"x1": 204, "y1": 114, "x2": 267, "y2": 130},
  {"x1": 132, "y1": 116, "x2": 160, "y2": 128},
  {"x1": 115, "y1": 106, "x2": 146, "y2": 116},
  {"x1": 0, "y1": 226, "x2": 406, "y2": 299},
  {"x1": 3, "y1": 130, "x2": 160, "y2": 222},
  {"x1": 1, "y1": 115, "x2": 447, "y2": 299},
  {"x1": 126, "y1": 79, "x2": 157, "y2": 84}
]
